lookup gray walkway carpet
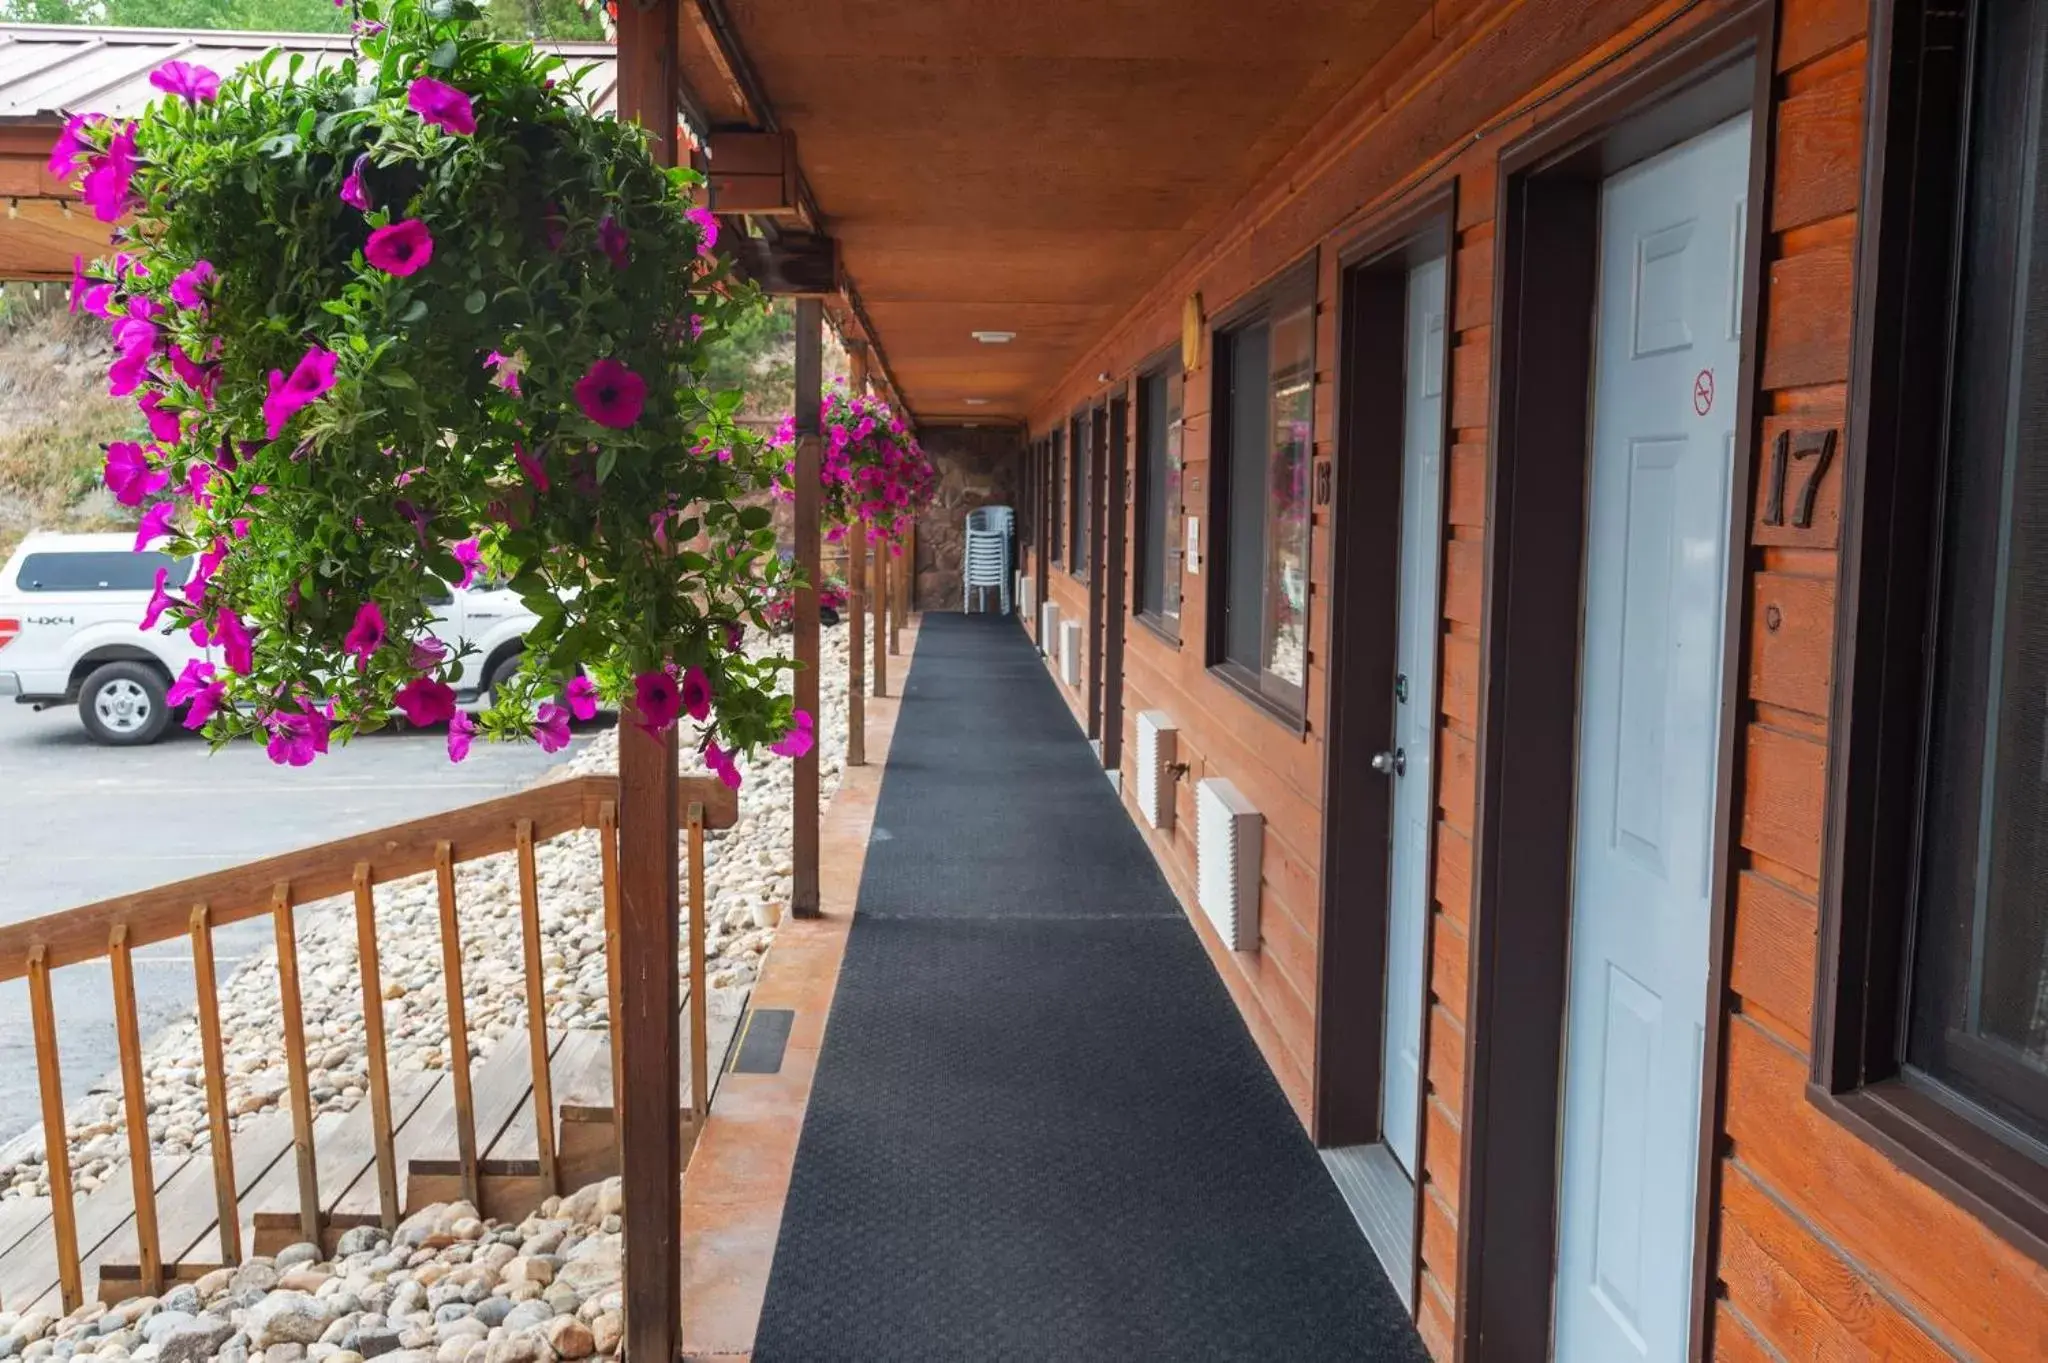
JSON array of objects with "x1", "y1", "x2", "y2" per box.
[{"x1": 751, "y1": 612, "x2": 1428, "y2": 1361}]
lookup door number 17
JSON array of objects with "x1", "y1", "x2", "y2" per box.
[{"x1": 1762, "y1": 428, "x2": 1837, "y2": 530}]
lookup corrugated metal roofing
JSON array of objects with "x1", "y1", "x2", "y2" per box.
[{"x1": 0, "y1": 22, "x2": 617, "y2": 122}]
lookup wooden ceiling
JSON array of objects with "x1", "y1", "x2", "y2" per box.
[{"x1": 713, "y1": 0, "x2": 1431, "y2": 423}]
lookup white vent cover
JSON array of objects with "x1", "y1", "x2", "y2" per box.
[
  {"x1": 1039, "y1": 601, "x2": 1059, "y2": 657},
  {"x1": 1196, "y1": 778, "x2": 1262, "y2": 951},
  {"x1": 1019, "y1": 575, "x2": 1036, "y2": 625},
  {"x1": 1059, "y1": 620, "x2": 1082, "y2": 687},
  {"x1": 1135, "y1": 711, "x2": 1178, "y2": 831}
]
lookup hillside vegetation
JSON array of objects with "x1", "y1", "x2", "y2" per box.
[{"x1": 0, "y1": 291, "x2": 136, "y2": 560}]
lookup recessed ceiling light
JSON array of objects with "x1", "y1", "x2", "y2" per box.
[
  {"x1": 971, "y1": 330, "x2": 1016, "y2": 344},
  {"x1": 962, "y1": 397, "x2": 991, "y2": 406}
]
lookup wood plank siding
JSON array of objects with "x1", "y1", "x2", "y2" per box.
[{"x1": 1017, "y1": 0, "x2": 2048, "y2": 1357}]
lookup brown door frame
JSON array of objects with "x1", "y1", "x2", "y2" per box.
[
  {"x1": 1086, "y1": 404, "x2": 1109, "y2": 741},
  {"x1": 1313, "y1": 187, "x2": 1459, "y2": 1309},
  {"x1": 1036, "y1": 434, "x2": 1052, "y2": 637},
  {"x1": 1458, "y1": 7, "x2": 1774, "y2": 1361},
  {"x1": 1102, "y1": 392, "x2": 1130, "y2": 771}
]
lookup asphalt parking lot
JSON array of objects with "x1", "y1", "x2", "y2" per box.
[{"x1": 0, "y1": 698, "x2": 595, "y2": 1150}]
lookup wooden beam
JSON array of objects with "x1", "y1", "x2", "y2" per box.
[
  {"x1": 615, "y1": 5, "x2": 685, "y2": 1359},
  {"x1": 793, "y1": 295, "x2": 824, "y2": 919},
  {"x1": 705, "y1": 130, "x2": 800, "y2": 215},
  {"x1": 728, "y1": 231, "x2": 839, "y2": 297}
]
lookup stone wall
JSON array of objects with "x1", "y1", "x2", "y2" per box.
[{"x1": 910, "y1": 424, "x2": 1025, "y2": 611}]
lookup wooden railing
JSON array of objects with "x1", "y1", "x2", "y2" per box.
[{"x1": 0, "y1": 773, "x2": 737, "y2": 1312}]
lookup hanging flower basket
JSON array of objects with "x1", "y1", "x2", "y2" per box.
[
  {"x1": 773, "y1": 384, "x2": 937, "y2": 552},
  {"x1": 55, "y1": 0, "x2": 809, "y2": 779}
]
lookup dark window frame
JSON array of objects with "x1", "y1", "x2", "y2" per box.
[
  {"x1": 1049, "y1": 427, "x2": 1065, "y2": 566},
  {"x1": 14, "y1": 550, "x2": 191, "y2": 593},
  {"x1": 1206, "y1": 255, "x2": 1318, "y2": 726},
  {"x1": 1068, "y1": 412, "x2": 1091, "y2": 580},
  {"x1": 1813, "y1": 0, "x2": 2048, "y2": 1265},
  {"x1": 1133, "y1": 345, "x2": 1186, "y2": 646}
]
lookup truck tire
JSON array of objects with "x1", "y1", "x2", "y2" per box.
[
  {"x1": 485, "y1": 649, "x2": 522, "y2": 705},
  {"x1": 78, "y1": 660, "x2": 172, "y2": 746}
]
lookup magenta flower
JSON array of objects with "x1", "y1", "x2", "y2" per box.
[
  {"x1": 265, "y1": 701, "x2": 331, "y2": 767},
  {"x1": 704, "y1": 740, "x2": 742, "y2": 791},
  {"x1": 104, "y1": 442, "x2": 167, "y2": 506},
  {"x1": 686, "y1": 206, "x2": 719, "y2": 254},
  {"x1": 633, "y1": 669, "x2": 681, "y2": 737},
  {"x1": 679, "y1": 665, "x2": 712, "y2": 723},
  {"x1": 452, "y1": 538, "x2": 483, "y2": 589},
  {"x1": 769, "y1": 709, "x2": 816, "y2": 759},
  {"x1": 484, "y1": 349, "x2": 526, "y2": 396},
  {"x1": 215, "y1": 607, "x2": 254, "y2": 674},
  {"x1": 170, "y1": 345, "x2": 216, "y2": 399},
  {"x1": 137, "y1": 390, "x2": 181, "y2": 444},
  {"x1": 447, "y1": 710, "x2": 475, "y2": 763},
  {"x1": 47, "y1": 114, "x2": 100, "y2": 179},
  {"x1": 80, "y1": 122, "x2": 139, "y2": 222},
  {"x1": 565, "y1": 674, "x2": 600, "y2": 721},
  {"x1": 409, "y1": 635, "x2": 448, "y2": 671},
  {"x1": 364, "y1": 219, "x2": 433, "y2": 276},
  {"x1": 534, "y1": 702, "x2": 572, "y2": 753},
  {"x1": 339, "y1": 154, "x2": 371, "y2": 211},
  {"x1": 184, "y1": 537, "x2": 226, "y2": 605},
  {"x1": 598, "y1": 215, "x2": 630, "y2": 269},
  {"x1": 515, "y1": 443, "x2": 550, "y2": 492},
  {"x1": 139, "y1": 567, "x2": 175, "y2": 631},
  {"x1": 182, "y1": 461, "x2": 213, "y2": 507},
  {"x1": 150, "y1": 61, "x2": 219, "y2": 103},
  {"x1": 342, "y1": 602, "x2": 386, "y2": 669},
  {"x1": 168, "y1": 659, "x2": 223, "y2": 731},
  {"x1": 169, "y1": 261, "x2": 214, "y2": 309},
  {"x1": 407, "y1": 77, "x2": 476, "y2": 136},
  {"x1": 395, "y1": 676, "x2": 457, "y2": 727},
  {"x1": 264, "y1": 346, "x2": 338, "y2": 440},
  {"x1": 133, "y1": 501, "x2": 174, "y2": 551},
  {"x1": 574, "y1": 358, "x2": 645, "y2": 429}
]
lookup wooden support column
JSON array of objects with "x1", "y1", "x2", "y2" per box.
[
  {"x1": 846, "y1": 340, "x2": 868, "y2": 767},
  {"x1": 892, "y1": 523, "x2": 911, "y2": 654},
  {"x1": 615, "y1": 4, "x2": 684, "y2": 1358},
  {"x1": 793, "y1": 295, "x2": 824, "y2": 918},
  {"x1": 873, "y1": 546, "x2": 889, "y2": 698}
]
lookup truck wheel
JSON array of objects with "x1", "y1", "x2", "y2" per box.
[
  {"x1": 485, "y1": 650, "x2": 522, "y2": 705},
  {"x1": 79, "y1": 661, "x2": 172, "y2": 746}
]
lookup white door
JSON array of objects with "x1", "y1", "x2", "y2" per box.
[
  {"x1": 1380, "y1": 256, "x2": 1447, "y2": 1177},
  {"x1": 1553, "y1": 114, "x2": 1747, "y2": 1361}
]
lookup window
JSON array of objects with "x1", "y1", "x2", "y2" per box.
[
  {"x1": 1820, "y1": 0, "x2": 2048, "y2": 1249},
  {"x1": 1135, "y1": 363, "x2": 1185, "y2": 637},
  {"x1": 1049, "y1": 429, "x2": 1064, "y2": 565},
  {"x1": 16, "y1": 551, "x2": 190, "y2": 592},
  {"x1": 1068, "y1": 415, "x2": 1090, "y2": 577},
  {"x1": 1210, "y1": 266, "x2": 1315, "y2": 715}
]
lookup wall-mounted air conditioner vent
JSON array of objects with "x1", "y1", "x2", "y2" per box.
[
  {"x1": 1135, "y1": 711, "x2": 1178, "y2": 831},
  {"x1": 1019, "y1": 575, "x2": 1037, "y2": 628},
  {"x1": 1039, "y1": 601, "x2": 1059, "y2": 657},
  {"x1": 1059, "y1": 620, "x2": 1082, "y2": 687},
  {"x1": 1197, "y1": 777, "x2": 1262, "y2": 952}
]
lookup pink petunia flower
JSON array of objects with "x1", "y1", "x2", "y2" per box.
[
  {"x1": 264, "y1": 346, "x2": 338, "y2": 440},
  {"x1": 103, "y1": 441, "x2": 167, "y2": 506},
  {"x1": 598, "y1": 215, "x2": 629, "y2": 269},
  {"x1": 183, "y1": 537, "x2": 227, "y2": 605},
  {"x1": 342, "y1": 601, "x2": 386, "y2": 669},
  {"x1": 137, "y1": 390, "x2": 181, "y2": 444},
  {"x1": 133, "y1": 500, "x2": 175, "y2": 551},
  {"x1": 364, "y1": 219, "x2": 433, "y2": 276},
  {"x1": 169, "y1": 260, "x2": 214, "y2": 309},
  {"x1": 704, "y1": 740, "x2": 742, "y2": 791},
  {"x1": 167, "y1": 659, "x2": 223, "y2": 730},
  {"x1": 633, "y1": 669, "x2": 681, "y2": 737},
  {"x1": 395, "y1": 676, "x2": 457, "y2": 727},
  {"x1": 685, "y1": 206, "x2": 719, "y2": 254},
  {"x1": 514, "y1": 443, "x2": 550, "y2": 492},
  {"x1": 80, "y1": 121, "x2": 140, "y2": 222},
  {"x1": 447, "y1": 709, "x2": 475, "y2": 763},
  {"x1": 47, "y1": 114, "x2": 100, "y2": 179},
  {"x1": 139, "y1": 567, "x2": 175, "y2": 631},
  {"x1": 533, "y1": 702, "x2": 572, "y2": 753},
  {"x1": 339, "y1": 154, "x2": 371, "y2": 211},
  {"x1": 574, "y1": 358, "x2": 645, "y2": 429},
  {"x1": 407, "y1": 77, "x2": 476, "y2": 136},
  {"x1": 452, "y1": 538, "x2": 482, "y2": 589},
  {"x1": 484, "y1": 349, "x2": 526, "y2": 396},
  {"x1": 265, "y1": 700, "x2": 331, "y2": 767},
  {"x1": 182, "y1": 461, "x2": 213, "y2": 507},
  {"x1": 150, "y1": 61, "x2": 220, "y2": 103},
  {"x1": 215, "y1": 608, "x2": 253, "y2": 674},
  {"x1": 409, "y1": 635, "x2": 447, "y2": 671},
  {"x1": 565, "y1": 674, "x2": 600, "y2": 722},
  {"x1": 679, "y1": 665, "x2": 712, "y2": 723},
  {"x1": 769, "y1": 709, "x2": 816, "y2": 759}
]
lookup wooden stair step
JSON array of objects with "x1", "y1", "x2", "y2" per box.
[
  {"x1": 0, "y1": 1197, "x2": 51, "y2": 1306},
  {"x1": 406, "y1": 1030, "x2": 542, "y2": 1180},
  {"x1": 483, "y1": 1029, "x2": 597, "y2": 1178},
  {"x1": 558, "y1": 990, "x2": 750, "y2": 1125},
  {"x1": 235, "y1": 1111, "x2": 349, "y2": 1257},
  {"x1": 101, "y1": 1111, "x2": 297, "y2": 1291},
  {"x1": 250, "y1": 1072, "x2": 439, "y2": 1241},
  {"x1": 0, "y1": 1153, "x2": 186, "y2": 1313},
  {"x1": 329, "y1": 1071, "x2": 451, "y2": 1224}
]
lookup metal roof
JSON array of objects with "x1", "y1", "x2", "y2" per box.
[{"x1": 0, "y1": 22, "x2": 618, "y2": 122}]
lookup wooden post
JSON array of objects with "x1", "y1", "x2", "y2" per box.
[
  {"x1": 892, "y1": 523, "x2": 911, "y2": 654},
  {"x1": 873, "y1": 548, "x2": 889, "y2": 698},
  {"x1": 189, "y1": 904, "x2": 241, "y2": 1260},
  {"x1": 515, "y1": 822, "x2": 560, "y2": 1196},
  {"x1": 616, "y1": 4, "x2": 685, "y2": 1355},
  {"x1": 686, "y1": 803, "x2": 709, "y2": 1131},
  {"x1": 27, "y1": 946, "x2": 83, "y2": 1312},
  {"x1": 350, "y1": 870, "x2": 401, "y2": 1231},
  {"x1": 846, "y1": 340, "x2": 868, "y2": 766},
  {"x1": 273, "y1": 885, "x2": 322, "y2": 1247},
  {"x1": 793, "y1": 295, "x2": 823, "y2": 918},
  {"x1": 433, "y1": 844, "x2": 480, "y2": 1209},
  {"x1": 109, "y1": 925, "x2": 162, "y2": 1293}
]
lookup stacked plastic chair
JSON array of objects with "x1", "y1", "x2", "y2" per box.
[{"x1": 963, "y1": 504, "x2": 1014, "y2": 614}]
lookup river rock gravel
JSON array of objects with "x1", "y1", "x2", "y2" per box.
[{"x1": 0, "y1": 627, "x2": 851, "y2": 1205}]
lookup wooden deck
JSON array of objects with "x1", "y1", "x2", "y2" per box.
[{"x1": 0, "y1": 993, "x2": 748, "y2": 1312}]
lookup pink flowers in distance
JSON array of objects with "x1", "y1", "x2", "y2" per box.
[
  {"x1": 80, "y1": 121, "x2": 139, "y2": 222},
  {"x1": 685, "y1": 206, "x2": 719, "y2": 255},
  {"x1": 485, "y1": 349, "x2": 527, "y2": 396},
  {"x1": 407, "y1": 78, "x2": 476, "y2": 136},
  {"x1": 770, "y1": 709, "x2": 816, "y2": 759},
  {"x1": 104, "y1": 442, "x2": 167, "y2": 506},
  {"x1": 575, "y1": 358, "x2": 646, "y2": 429},
  {"x1": 168, "y1": 660, "x2": 224, "y2": 731},
  {"x1": 364, "y1": 219, "x2": 433, "y2": 276},
  {"x1": 264, "y1": 346, "x2": 339, "y2": 439},
  {"x1": 150, "y1": 61, "x2": 220, "y2": 104}
]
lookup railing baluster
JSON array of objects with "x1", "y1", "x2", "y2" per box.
[
  {"x1": 27, "y1": 946, "x2": 83, "y2": 1313},
  {"x1": 352, "y1": 865, "x2": 401, "y2": 1230},
  {"x1": 109, "y1": 924, "x2": 162, "y2": 1292},
  {"x1": 687, "y1": 802, "x2": 709, "y2": 1134},
  {"x1": 273, "y1": 883, "x2": 321, "y2": 1247},
  {"x1": 874, "y1": 548, "x2": 890, "y2": 697},
  {"x1": 435, "y1": 841, "x2": 480, "y2": 1208},
  {"x1": 515, "y1": 820, "x2": 559, "y2": 1195},
  {"x1": 598, "y1": 800, "x2": 624, "y2": 1154},
  {"x1": 189, "y1": 903, "x2": 240, "y2": 1264}
]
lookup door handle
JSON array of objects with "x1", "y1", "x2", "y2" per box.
[{"x1": 1370, "y1": 748, "x2": 1406, "y2": 777}]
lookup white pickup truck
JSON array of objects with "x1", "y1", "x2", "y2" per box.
[{"x1": 0, "y1": 532, "x2": 542, "y2": 745}]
